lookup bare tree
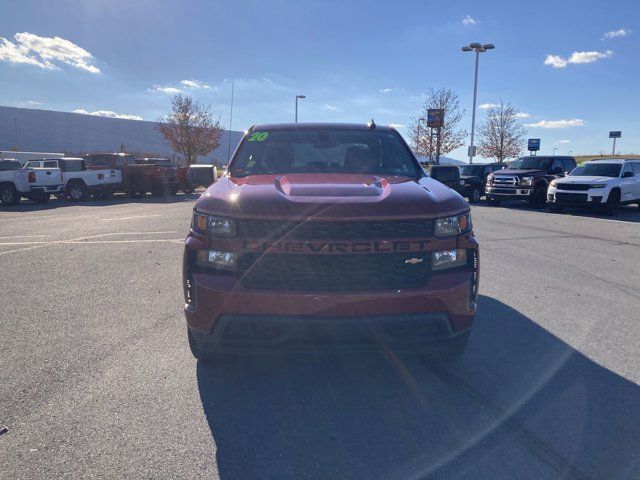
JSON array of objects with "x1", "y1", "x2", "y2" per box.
[
  {"x1": 156, "y1": 94, "x2": 223, "y2": 165},
  {"x1": 408, "y1": 88, "x2": 468, "y2": 162},
  {"x1": 477, "y1": 100, "x2": 527, "y2": 163}
]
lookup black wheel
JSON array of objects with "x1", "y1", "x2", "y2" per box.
[
  {"x1": 187, "y1": 329, "x2": 220, "y2": 363},
  {"x1": 182, "y1": 186, "x2": 194, "y2": 195},
  {"x1": 29, "y1": 191, "x2": 50, "y2": 203},
  {"x1": 487, "y1": 196, "x2": 501, "y2": 206},
  {"x1": 549, "y1": 204, "x2": 563, "y2": 213},
  {"x1": 67, "y1": 182, "x2": 88, "y2": 201},
  {"x1": 530, "y1": 187, "x2": 547, "y2": 208},
  {"x1": 0, "y1": 184, "x2": 20, "y2": 206},
  {"x1": 151, "y1": 186, "x2": 165, "y2": 197},
  {"x1": 169, "y1": 185, "x2": 179, "y2": 196},
  {"x1": 604, "y1": 190, "x2": 620, "y2": 216},
  {"x1": 468, "y1": 187, "x2": 482, "y2": 204}
]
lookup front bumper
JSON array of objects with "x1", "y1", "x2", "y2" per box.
[
  {"x1": 30, "y1": 185, "x2": 64, "y2": 194},
  {"x1": 547, "y1": 187, "x2": 607, "y2": 206},
  {"x1": 183, "y1": 231, "x2": 479, "y2": 344},
  {"x1": 485, "y1": 186, "x2": 533, "y2": 199}
]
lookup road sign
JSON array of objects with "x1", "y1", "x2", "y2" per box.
[
  {"x1": 609, "y1": 131, "x2": 622, "y2": 138},
  {"x1": 467, "y1": 146, "x2": 477, "y2": 157},
  {"x1": 527, "y1": 138, "x2": 541, "y2": 151},
  {"x1": 427, "y1": 109, "x2": 445, "y2": 128}
]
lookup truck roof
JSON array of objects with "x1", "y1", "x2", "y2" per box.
[{"x1": 249, "y1": 122, "x2": 396, "y2": 132}]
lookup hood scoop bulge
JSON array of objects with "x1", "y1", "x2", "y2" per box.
[{"x1": 274, "y1": 175, "x2": 388, "y2": 197}]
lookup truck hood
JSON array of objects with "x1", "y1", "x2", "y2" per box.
[
  {"x1": 196, "y1": 173, "x2": 469, "y2": 219},
  {"x1": 495, "y1": 169, "x2": 545, "y2": 177},
  {"x1": 459, "y1": 174, "x2": 481, "y2": 181},
  {"x1": 556, "y1": 176, "x2": 615, "y2": 183}
]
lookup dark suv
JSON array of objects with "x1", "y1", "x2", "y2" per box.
[
  {"x1": 459, "y1": 163, "x2": 505, "y2": 202},
  {"x1": 485, "y1": 156, "x2": 577, "y2": 207}
]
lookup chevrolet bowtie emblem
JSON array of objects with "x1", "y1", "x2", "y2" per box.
[{"x1": 405, "y1": 258, "x2": 424, "y2": 265}]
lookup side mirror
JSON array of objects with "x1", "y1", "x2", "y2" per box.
[{"x1": 622, "y1": 171, "x2": 634, "y2": 178}]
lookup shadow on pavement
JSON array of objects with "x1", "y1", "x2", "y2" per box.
[
  {"x1": 197, "y1": 295, "x2": 640, "y2": 479},
  {"x1": 0, "y1": 191, "x2": 203, "y2": 212}
]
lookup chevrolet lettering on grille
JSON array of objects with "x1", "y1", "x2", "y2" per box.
[{"x1": 242, "y1": 239, "x2": 433, "y2": 254}]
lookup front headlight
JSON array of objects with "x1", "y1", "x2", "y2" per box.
[
  {"x1": 550, "y1": 180, "x2": 557, "y2": 187},
  {"x1": 486, "y1": 173, "x2": 494, "y2": 185},
  {"x1": 590, "y1": 184, "x2": 606, "y2": 189},
  {"x1": 192, "y1": 212, "x2": 237, "y2": 237},
  {"x1": 521, "y1": 177, "x2": 534, "y2": 186},
  {"x1": 435, "y1": 213, "x2": 472, "y2": 237}
]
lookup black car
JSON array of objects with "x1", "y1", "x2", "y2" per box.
[
  {"x1": 458, "y1": 163, "x2": 505, "y2": 202},
  {"x1": 430, "y1": 164, "x2": 486, "y2": 203}
]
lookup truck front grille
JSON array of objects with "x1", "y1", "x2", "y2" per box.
[
  {"x1": 237, "y1": 219, "x2": 433, "y2": 240},
  {"x1": 238, "y1": 252, "x2": 430, "y2": 291},
  {"x1": 492, "y1": 176, "x2": 518, "y2": 186}
]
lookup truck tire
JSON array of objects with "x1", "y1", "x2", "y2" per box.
[
  {"x1": 67, "y1": 181, "x2": 88, "y2": 201},
  {"x1": 169, "y1": 185, "x2": 179, "y2": 196},
  {"x1": 0, "y1": 184, "x2": 20, "y2": 206},
  {"x1": 468, "y1": 187, "x2": 482, "y2": 204},
  {"x1": 151, "y1": 186, "x2": 165, "y2": 197},
  {"x1": 29, "y1": 191, "x2": 51, "y2": 204},
  {"x1": 529, "y1": 186, "x2": 547, "y2": 208},
  {"x1": 604, "y1": 189, "x2": 620, "y2": 216},
  {"x1": 187, "y1": 329, "x2": 220, "y2": 363},
  {"x1": 182, "y1": 185, "x2": 194, "y2": 195}
]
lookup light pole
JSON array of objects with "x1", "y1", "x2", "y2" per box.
[
  {"x1": 568, "y1": 150, "x2": 573, "y2": 156},
  {"x1": 462, "y1": 42, "x2": 495, "y2": 164},
  {"x1": 553, "y1": 147, "x2": 558, "y2": 156},
  {"x1": 295, "y1": 95, "x2": 306, "y2": 123}
]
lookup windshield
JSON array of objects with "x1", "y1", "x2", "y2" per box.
[
  {"x1": 507, "y1": 157, "x2": 552, "y2": 170},
  {"x1": 138, "y1": 159, "x2": 172, "y2": 167},
  {"x1": 0, "y1": 160, "x2": 22, "y2": 170},
  {"x1": 459, "y1": 165, "x2": 485, "y2": 176},
  {"x1": 570, "y1": 163, "x2": 621, "y2": 177},
  {"x1": 230, "y1": 129, "x2": 420, "y2": 178}
]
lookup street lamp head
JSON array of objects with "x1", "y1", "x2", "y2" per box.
[
  {"x1": 296, "y1": 95, "x2": 306, "y2": 99},
  {"x1": 461, "y1": 46, "x2": 473, "y2": 52},
  {"x1": 483, "y1": 44, "x2": 495, "y2": 50},
  {"x1": 469, "y1": 42, "x2": 482, "y2": 49}
]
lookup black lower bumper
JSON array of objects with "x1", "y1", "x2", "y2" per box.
[{"x1": 189, "y1": 313, "x2": 470, "y2": 354}]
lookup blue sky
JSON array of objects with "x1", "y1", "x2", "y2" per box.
[{"x1": 0, "y1": 0, "x2": 638, "y2": 160}]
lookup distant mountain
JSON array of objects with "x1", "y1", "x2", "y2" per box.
[{"x1": 0, "y1": 106, "x2": 243, "y2": 164}]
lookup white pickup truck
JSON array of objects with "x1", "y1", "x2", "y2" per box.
[
  {"x1": 24, "y1": 158, "x2": 122, "y2": 201},
  {"x1": 0, "y1": 159, "x2": 64, "y2": 205}
]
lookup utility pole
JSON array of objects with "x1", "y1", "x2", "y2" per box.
[
  {"x1": 462, "y1": 43, "x2": 495, "y2": 164},
  {"x1": 227, "y1": 81, "x2": 234, "y2": 162}
]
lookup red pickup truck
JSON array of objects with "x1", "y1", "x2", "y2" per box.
[
  {"x1": 183, "y1": 123, "x2": 479, "y2": 361},
  {"x1": 84, "y1": 153, "x2": 178, "y2": 197}
]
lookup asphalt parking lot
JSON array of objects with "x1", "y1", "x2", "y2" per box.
[{"x1": 1, "y1": 196, "x2": 639, "y2": 479}]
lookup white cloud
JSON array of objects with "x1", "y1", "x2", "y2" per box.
[
  {"x1": 514, "y1": 112, "x2": 531, "y2": 119},
  {"x1": 73, "y1": 109, "x2": 143, "y2": 121},
  {"x1": 544, "y1": 50, "x2": 613, "y2": 68},
  {"x1": 525, "y1": 119, "x2": 585, "y2": 129},
  {"x1": 479, "y1": 103, "x2": 499, "y2": 109},
  {"x1": 554, "y1": 139, "x2": 571, "y2": 144},
  {"x1": 462, "y1": 15, "x2": 479, "y2": 25},
  {"x1": 603, "y1": 28, "x2": 630, "y2": 39},
  {"x1": 389, "y1": 123, "x2": 405, "y2": 129},
  {"x1": 379, "y1": 88, "x2": 392, "y2": 93},
  {"x1": 26, "y1": 100, "x2": 43, "y2": 105},
  {"x1": 0, "y1": 32, "x2": 100, "y2": 73},
  {"x1": 323, "y1": 104, "x2": 339, "y2": 111},
  {"x1": 181, "y1": 79, "x2": 210, "y2": 89},
  {"x1": 149, "y1": 85, "x2": 182, "y2": 94}
]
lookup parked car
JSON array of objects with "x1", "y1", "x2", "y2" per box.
[
  {"x1": 84, "y1": 153, "x2": 178, "y2": 197},
  {"x1": 485, "y1": 156, "x2": 577, "y2": 207},
  {"x1": 134, "y1": 158, "x2": 183, "y2": 194},
  {"x1": 430, "y1": 164, "x2": 483, "y2": 203},
  {"x1": 547, "y1": 159, "x2": 640, "y2": 215},
  {"x1": 459, "y1": 163, "x2": 505, "y2": 201},
  {"x1": 187, "y1": 164, "x2": 217, "y2": 189},
  {"x1": 183, "y1": 122, "x2": 479, "y2": 362},
  {"x1": 24, "y1": 158, "x2": 122, "y2": 201},
  {"x1": 6, "y1": 159, "x2": 65, "y2": 203}
]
